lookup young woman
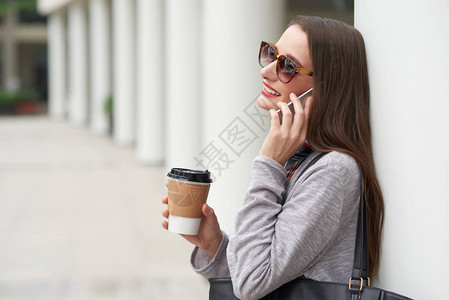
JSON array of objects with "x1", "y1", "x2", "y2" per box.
[{"x1": 161, "y1": 15, "x2": 384, "y2": 300}]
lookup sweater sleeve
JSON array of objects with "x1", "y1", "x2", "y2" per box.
[
  {"x1": 227, "y1": 154, "x2": 357, "y2": 300},
  {"x1": 190, "y1": 232, "x2": 231, "y2": 278}
]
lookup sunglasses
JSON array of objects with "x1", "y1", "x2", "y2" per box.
[{"x1": 258, "y1": 41, "x2": 313, "y2": 83}]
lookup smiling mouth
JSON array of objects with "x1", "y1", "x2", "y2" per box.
[{"x1": 263, "y1": 84, "x2": 281, "y2": 96}]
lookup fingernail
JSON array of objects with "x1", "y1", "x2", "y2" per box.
[{"x1": 205, "y1": 205, "x2": 211, "y2": 214}]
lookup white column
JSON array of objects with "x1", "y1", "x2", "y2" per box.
[
  {"x1": 2, "y1": 7, "x2": 19, "y2": 90},
  {"x1": 112, "y1": 0, "x2": 135, "y2": 145},
  {"x1": 165, "y1": 0, "x2": 202, "y2": 167},
  {"x1": 135, "y1": 0, "x2": 164, "y2": 164},
  {"x1": 201, "y1": 0, "x2": 285, "y2": 232},
  {"x1": 38, "y1": 0, "x2": 74, "y2": 14},
  {"x1": 355, "y1": 1, "x2": 449, "y2": 299},
  {"x1": 48, "y1": 10, "x2": 67, "y2": 119},
  {"x1": 89, "y1": 0, "x2": 111, "y2": 134},
  {"x1": 67, "y1": 0, "x2": 89, "y2": 125}
]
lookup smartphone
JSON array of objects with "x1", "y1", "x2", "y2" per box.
[{"x1": 277, "y1": 87, "x2": 313, "y2": 124}]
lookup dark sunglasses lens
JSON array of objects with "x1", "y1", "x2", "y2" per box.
[
  {"x1": 277, "y1": 56, "x2": 296, "y2": 82},
  {"x1": 259, "y1": 43, "x2": 276, "y2": 67}
]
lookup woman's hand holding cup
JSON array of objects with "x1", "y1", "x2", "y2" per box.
[{"x1": 161, "y1": 180, "x2": 223, "y2": 259}]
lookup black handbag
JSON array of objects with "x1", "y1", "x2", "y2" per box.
[{"x1": 209, "y1": 153, "x2": 413, "y2": 300}]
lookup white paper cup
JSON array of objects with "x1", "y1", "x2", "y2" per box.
[{"x1": 166, "y1": 168, "x2": 212, "y2": 235}]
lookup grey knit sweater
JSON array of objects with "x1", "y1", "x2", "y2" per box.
[{"x1": 191, "y1": 151, "x2": 361, "y2": 300}]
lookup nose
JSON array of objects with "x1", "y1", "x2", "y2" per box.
[{"x1": 260, "y1": 60, "x2": 277, "y2": 81}]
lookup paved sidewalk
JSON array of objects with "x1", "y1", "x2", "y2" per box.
[{"x1": 0, "y1": 116, "x2": 209, "y2": 300}]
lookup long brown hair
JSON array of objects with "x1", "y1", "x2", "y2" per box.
[{"x1": 289, "y1": 16, "x2": 384, "y2": 277}]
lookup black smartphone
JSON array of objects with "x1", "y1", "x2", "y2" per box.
[{"x1": 277, "y1": 88, "x2": 313, "y2": 124}]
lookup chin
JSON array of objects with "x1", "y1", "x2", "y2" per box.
[{"x1": 257, "y1": 94, "x2": 274, "y2": 111}]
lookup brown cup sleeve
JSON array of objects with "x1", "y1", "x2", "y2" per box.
[{"x1": 167, "y1": 179, "x2": 210, "y2": 218}]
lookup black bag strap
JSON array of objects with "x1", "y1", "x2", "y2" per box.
[
  {"x1": 294, "y1": 151, "x2": 327, "y2": 179},
  {"x1": 350, "y1": 166, "x2": 370, "y2": 286}
]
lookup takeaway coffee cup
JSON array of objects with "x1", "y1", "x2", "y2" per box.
[{"x1": 167, "y1": 168, "x2": 212, "y2": 235}]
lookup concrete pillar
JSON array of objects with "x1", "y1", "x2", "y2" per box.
[
  {"x1": 355, "y1": 1, "x2": 449, "y2": 299},
  {"x1": 89, "y1": 0, "x2": 111, "y2": 134},
  {"x1": 165, "y1": 0, "x2": 202, "y2": 168},
  {"x1": 135, "y1": 0, "x2": 164, "y2": 164},
  {"x1": 112, "y1": 0, "x2": 135, "y2": 145},
  {"x1": 2, "y1": 7, "x2": 19, "y2": 90},
  {"x1": 48, "y1": 10, "x2": 67, "y2": 119},
  {"x1": 67, "y1": 0, "x2": 89, "y2": 125},
  {"x1": 201, "y1": 0, "x2": 285, "y2": 232}
]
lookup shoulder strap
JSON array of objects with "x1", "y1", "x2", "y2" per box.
[
  {"x1": 294, "y1": 151, "x2": 328, "y2": 179},
  {"x1": 351, "y1": 166, "x2": 370, "y2": 281}
]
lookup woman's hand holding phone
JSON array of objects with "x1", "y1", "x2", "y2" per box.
[
  {"x1": 258, "y1": 92, "x2": 313, "y2": 166},
  {"x1": 277, "y1": 88, "x2": 312, "y2": 124}
]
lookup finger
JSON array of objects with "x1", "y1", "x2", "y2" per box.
[
  {"x1": 277, "y1": 101, "x2": 292, "y2": 127},
  {"x1": 161, "y1": 220, "x2": 168, "y2": 230},
  {"x1": 202, "y1": 204, "x2": 218, "y2": 225},
  {"x1": 202, "y1": 203, "x2": 214, "y2": 216},
  {"x1": 303, "y1": 95, "x2": 314, "y2": 120},
  {"x1": 165, "y1": 181, "x2": 169, "y2": 188},
  {"x1": 290, "y1": 92, "x2": 306, "y2": 132},
  {"x1": 290, "y1": 92, "x2": 304, "y2": 117},
  {"x1": 161, "y1": 195, "x2": 168, "y2": 204},
  {"x1": 302, "y1": 94, "x2": 312, "y2": 108},
  {"x1": 268, "y1": 109, "x2": 281, "y2": 129},
  {"x1": 162, "y1": 209, "x2": 169, "y2": 219}
]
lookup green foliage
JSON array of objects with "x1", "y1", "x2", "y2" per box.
[
  {"x1": 0, "y1": 0, "x2": 37, "y2": 19},
  {"x1": 0, "y1": 88, "x2": 38, "y2": 107},
  {"x1": 0, "y1": 89, "x2": 16, "y2": 106},
  {"x1": 104, "y1": 95, "x2": 114, "y2": 116}
]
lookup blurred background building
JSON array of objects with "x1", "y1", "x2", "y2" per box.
[{"x1": 0, "y1": 0, "x2": 447, "y2": 299}]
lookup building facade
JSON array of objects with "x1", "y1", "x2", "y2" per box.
[{"x1": 39, "y1": 0, "x2": 448, "y2": 299}]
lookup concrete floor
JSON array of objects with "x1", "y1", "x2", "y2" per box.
[{"x1": 0, "y1": 116, "x2": 209, "y2": 300}]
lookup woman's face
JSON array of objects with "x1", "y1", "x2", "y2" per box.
[{"x1": 257, "y1": 25, "x2": 314, "y2": 111}]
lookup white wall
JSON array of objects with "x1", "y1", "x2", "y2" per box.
[{"x1": 355, "y1": 1, "x2": 449, "y2": 299}]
